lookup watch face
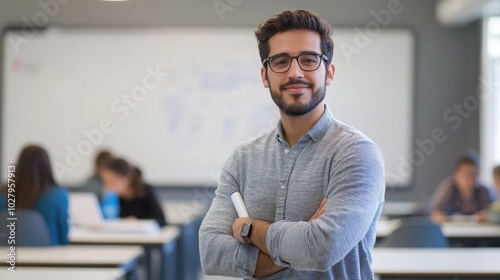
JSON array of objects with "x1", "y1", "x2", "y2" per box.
[{"x1": 241, "y1": 222, "x2": 251, "y2": 237}]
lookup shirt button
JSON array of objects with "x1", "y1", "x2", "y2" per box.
[
  {"x1": 284, "y1": 149, "x2": 290, "y2": 154},
  {"x1": 280, "y1": 184, "x2": 285, "y2": 189}
]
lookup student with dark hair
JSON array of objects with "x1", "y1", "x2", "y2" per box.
[
  {"x1": 0, "y1": 145, "x2": 69, "y2": 245},
  {"x1": 199, "y1": 10, "x2": 385, "y2": 279},
  {"x1": 430, "y1": 155, "x2": 492, "y2": 223},
  {"x1": 80, "y1": 150, "x2": 113, "y2": 200},
  {"x1": 100, "y1": 158, "x2": 166, "y2": 227}
]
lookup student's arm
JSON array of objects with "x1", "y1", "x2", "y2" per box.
[
  {"x1": 474, "y1": 187, "x2": 494, "y2": 222},
  {"x1": 144, "y1": 185, "x2": 167, "y2": 227},
  {"x1": 478, "y1": 187, "x2": 493, "y2": 209},
  {"x1": 57, "y1": 188, "x2": 70, "y2": 245},
  {"x1": 430, "y1": 179, "x2": 454, "y2": 223},
  {"x1": 234, "y1": 140, "x2": 385, "y2": 271},
  {"x1": 431, "y1": 210, "x2": 449, "y2": 223}
]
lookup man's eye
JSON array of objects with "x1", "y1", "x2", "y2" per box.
[
  {"x1": 301, "y1": 57, "x2": 318, "y2": 65},
  {"x1": 272, "y1": 58, "x2": 289, "y2": 67}
]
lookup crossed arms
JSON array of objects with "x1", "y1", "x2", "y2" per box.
[
  {"x1": 231, "y1": 199, "x2": 327, "y2": 277},
  {"x1": 198, "y1": 141, "x2": 385, "y2": 278}
]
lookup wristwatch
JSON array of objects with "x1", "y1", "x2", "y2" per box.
[{"x1": 240, "y1": 220, "x2": 254, "y2": 244}]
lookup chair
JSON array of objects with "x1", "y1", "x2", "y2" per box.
[
  {"x1": 0, "y1": 209, "x2": 51, "y2": 246},
  {"x1": 378, "y1": 216, "x2": 449, "y2": 248}
]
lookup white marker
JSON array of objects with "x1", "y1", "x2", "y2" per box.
[{"x1": 231, "y1": 192, "x2": 249, "y2": 218}]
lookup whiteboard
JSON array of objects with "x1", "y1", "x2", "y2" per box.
[{"x1": 2, "y1": 27, "x2": 414, "y2": 187}]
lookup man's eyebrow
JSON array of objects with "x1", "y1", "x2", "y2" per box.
[
  {"x1": 300, "y1": 51, "x2": 321, "y2": 55},
  {"x1": 269, "y1": 51, "x2": 321, "y2": 57},
  {"x1": 269, "y1": 52, "x2": 288, "y2": 57}
]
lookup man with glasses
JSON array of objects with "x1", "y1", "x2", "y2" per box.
[{"x1": 199, "y1": 9, "x2": 385, "y2": 279}]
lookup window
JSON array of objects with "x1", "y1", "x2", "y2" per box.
[{"x1": 481, "y1": 16, "x2": 500, "y2": 186}]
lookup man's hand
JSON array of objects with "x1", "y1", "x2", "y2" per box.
[{"x1": 232, "y1": 217, "x2": 254, "y2": 243}]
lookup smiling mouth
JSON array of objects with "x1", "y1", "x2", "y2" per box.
[
  {"x1": 280, "y1": 80, "x2": 312, "y2": 91},
  {"x1": 283, "y1": 85, "x2": 310, "y2": 95},
  {"x1": 284, "y1": 85, "x2": 310, "y2": 90}
]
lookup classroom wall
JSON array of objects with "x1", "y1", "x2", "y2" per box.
[{"x1": 0, "y1": 0, "x2": 481, "y2": 209}]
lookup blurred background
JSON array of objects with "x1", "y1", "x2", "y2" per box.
[{"x1": 0, "y1": 1, "x2": 499, "y2": 280}]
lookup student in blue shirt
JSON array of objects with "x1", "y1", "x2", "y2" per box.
[
  {"x1": 0, "y1": 145, "x2": 69, "y2": 245},
  {"x1": 100, "y1": 158, "x2": 167, "y2": 227}
]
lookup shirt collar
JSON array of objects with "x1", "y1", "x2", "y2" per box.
[{"x1": 275, "y1": 104, "x2": 334, "y2": 144}]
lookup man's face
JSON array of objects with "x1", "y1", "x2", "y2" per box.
[
  {"x1": 453, "y1": 163, "x2": 478, "y2": 193},
  {"x1": 260, "y1": 29, "x2": 334, "y2": 116}
]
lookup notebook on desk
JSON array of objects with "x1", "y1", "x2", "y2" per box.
[{"x1": 69, "y1": 192, "x2": 159, "y2": 233}]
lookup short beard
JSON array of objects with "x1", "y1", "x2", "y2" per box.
[{"x1": 269, "y1": 79, "x2": 326, "y2": 116}]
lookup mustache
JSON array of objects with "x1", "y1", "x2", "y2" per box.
[{"x1": 279, "y1": 79, "x2": 312, "y2": 90}]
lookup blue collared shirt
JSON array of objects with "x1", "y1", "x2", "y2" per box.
[{"x1": 199, "y1": 105, "x2": 385, "y2": 279}]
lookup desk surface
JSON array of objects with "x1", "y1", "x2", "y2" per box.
[
  {"x1": 70, "y1": 225, "x2": 181, "y2": 245},
  {"x1": 0, "y1": 245, "x2": 142, "y2": 267},
  {"x1": 441, "y1": 221, "x2": 500, "y2": 238},
  {"x1": 376, "y1": 219, "x2": 500, "y2": 238},
  {"x1": 0, "y1": 267, "x2": 125, "y2": 280},
  {"x1": 372, "y1": 248, "x2": 500, "y2": 276}
]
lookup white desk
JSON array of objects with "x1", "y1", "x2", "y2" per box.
[
  {"x1": 0, "y1": 245, "x2": 142, "y2": 268},
  {"x1": 441, "y1": 221, "x2": 500, "y2": 238},
  {"x1": 70, "y1": 226, "x2": 181, "y2": 280},
  {"x1": 372, "y1": 248, "x2": 500, "y2": 278},
  {"x1": 0, "y1": 267, "x2": 125, "y2": 280},
  {"x1": 376, "y1": 219, "x2": 500, "y2": 239},
  {"x1": 70, "y1": 225, "x2": 180, "y2": 245}
]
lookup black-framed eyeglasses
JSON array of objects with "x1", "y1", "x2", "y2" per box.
[{"x1": 262, "y1": 53, "x2": 329, "y2": 73}]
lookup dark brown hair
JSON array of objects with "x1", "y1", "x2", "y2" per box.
[
  {"x1": 493, "y1": 165, "x2": 500, "y2": 178},
  {"x1": 105, "y1": 158, "x2": 145, "y2": 198},
  {"x1": 94, "y1": 150, "x2": 113, "y2": 177},
  {"x1": 255, "y1": 10, "x2": 334, "y2": 66},
  {"x1": 13, "y1": 145, "x2": 57, "y2": 208},
  {"x1": 454, "y1": 155, "x2": 479, "y2": 171}
]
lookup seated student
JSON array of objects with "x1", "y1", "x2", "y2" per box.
[
  {"x1": 430, "y1": 155, "x2": 492, "y2": 223},
  {"x1": 0, "y1": 145, "x2": 69, "y2": 245},
  {"x1": 80, "y1": 150, "x2": 113, "y2": 201},
  {"x1": 100, "y1": 158, "x2": 167, "y2": 227},
  {"x1": 487, "y1": 165, "x2": 500, "y2": 224}
]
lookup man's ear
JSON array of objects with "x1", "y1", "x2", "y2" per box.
[
  {"x1": 261, "y1": 66, "x2": 269, "y2": 88},
  {"x1": 325, "y1": 63, "x2": 335, "y2": 86}
]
